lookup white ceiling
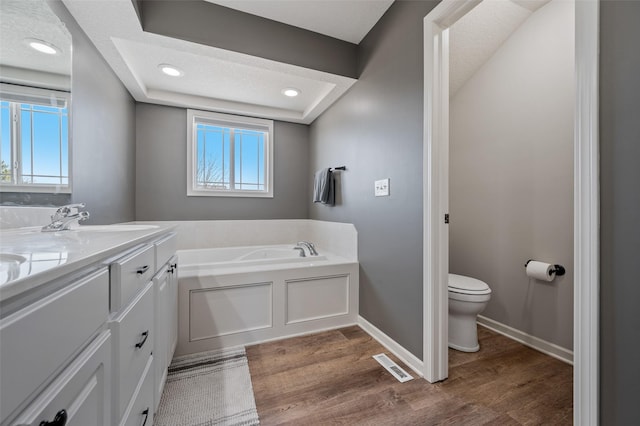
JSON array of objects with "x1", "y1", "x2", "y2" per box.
[
  {"x1": 449, "y1": 0, "x2": 551, "y2": 96},
  {"x1": 4, "y1": 0, "x2": 552, "y2": 124},
  {"x1": 0, "y1": 0, "x2": 71, "y2": 90},
  {"x1": 206, "y1": 0, "x2": 394, "y2": 44},
  {"x1": 60, "y1": 0, "x2": 395, "y2": 124}
]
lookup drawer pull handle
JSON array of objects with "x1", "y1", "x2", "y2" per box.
[
  {"x1": 136, "y1": 265, "x2": 150, "y2": 275},
  {"x1": 141, "y1": 408, "x2": 150, "y2": 426},
  {"x1": 135, "y1": 331, "x2": 149, "y2": 349},
  {"x1": 40, "y1": 409, "x2": 67, "y2": 426}
]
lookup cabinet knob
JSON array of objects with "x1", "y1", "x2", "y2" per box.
[{"x1": 39, "y1": 409, "x2": 67, "y2": 426}]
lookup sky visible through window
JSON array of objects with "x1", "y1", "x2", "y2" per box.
[
  {"x1": 196, "y1": 124, "x2": 265, "y2": 191},
  {"x1": 1, "y1": 100, "x2": 69, "y2": 185}
]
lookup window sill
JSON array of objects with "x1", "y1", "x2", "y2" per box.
[
  {"x1": 187, "y1": 189, "x2": 273, "y2": 198},
  {"x1": 0, "y1": 184, "x2": 71, "y2": 194}
]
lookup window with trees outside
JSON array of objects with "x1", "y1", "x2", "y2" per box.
[
  {"x1": 187, "y1": 110, "x2": 273, "y2": 198},
  {"x1": 0, "y1": 84, "x2": 70, "y2": 193}
]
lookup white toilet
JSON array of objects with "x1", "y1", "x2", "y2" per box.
[{"x1": 448, "y1": 273, "x2": 492, "y2": 352}]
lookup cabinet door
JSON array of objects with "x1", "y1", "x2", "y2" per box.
[
  {"x1": 153, "y1": 267, "x2": 169, "y2": 411},
  {"x1": 0, "y1": 268, "x2": 109, "y2": 424},
  {"x1": 109, "y1": 282, "x2": 154, "y2": 423},
  {"x1": 11, "y1": 331, "x2": 111, "y2": 426},
  {"x1": 121, "y1": 356, "x2": 154, "y2": 426}
]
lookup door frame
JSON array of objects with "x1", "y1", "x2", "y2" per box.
[{"x1": 422, "y1": 1, "x2": 600, "y2": 425}]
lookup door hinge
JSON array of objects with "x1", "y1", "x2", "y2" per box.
[{"x1": 444, "y1": 213, "x2": 449, "y2": 224}]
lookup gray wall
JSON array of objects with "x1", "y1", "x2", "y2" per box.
[
  {"x1": 310, "y1": 1, "x2": 440, "y2": 359},
  {"x1": 599, "y1": 1, "x2": 640, "y2": 424},
  {"x1": 0, "y1": 1, "x2": 137, "y2": 225},
  {"x1": 135, "y1": 103, "x2": 309, "y2": 221},
  {"x1": 61, "y1": 3, "x2": 136, "y2": 225},
  {"x1": 140, "y1": 0, "x2": 358, "y2": 79},
  {"x1": 449, "y1": 0, "x2": 574, "y2": 350}
]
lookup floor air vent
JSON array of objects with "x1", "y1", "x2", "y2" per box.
[{"x1": 373, "y1": 353, "x2": 414, "y2": 383}]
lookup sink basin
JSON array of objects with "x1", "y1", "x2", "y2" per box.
[{"x1": 74, "y1": 224, "x2": 159, "y2": 232}]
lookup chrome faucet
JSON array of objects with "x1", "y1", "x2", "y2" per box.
[
  {"x1": 42, "y1": 203, "x2": 90, "y2": 232},
  {"x1": 297, "y1": 241, "x2": 319, "y2": 256},
  {"x1": 293, "y1": 245, "x2": 306, "y2": 257}
]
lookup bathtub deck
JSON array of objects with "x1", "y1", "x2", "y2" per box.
[{"x1": 246, "y1": 325, "x2": 572, "y2": 425}]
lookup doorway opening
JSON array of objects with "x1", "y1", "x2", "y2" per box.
[{"x1": 422, "y1": 1, "x2": 599, "y2": 425}]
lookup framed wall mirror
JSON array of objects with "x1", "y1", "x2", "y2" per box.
[{"x1": 0, "y1": 0, "x2": 72, "y2": 197}]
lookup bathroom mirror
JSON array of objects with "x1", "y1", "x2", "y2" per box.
[{"x1": 0, "y1": 0, "x2": 72, "y2": 199}]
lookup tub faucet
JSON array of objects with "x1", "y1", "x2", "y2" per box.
[
  {"x1": 297, "y1": 241, "x2": 318, "y2": 256},
  {"x1": 293, "y1": 245, "x2": 306, "y2": 257},
  {"x1": 42, "y1": 203, "x2": 90, "y2": 232}
]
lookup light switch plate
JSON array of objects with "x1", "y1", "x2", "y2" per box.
[{"x1": 375, "y1": 178, "x2": 390, "y2": 197}]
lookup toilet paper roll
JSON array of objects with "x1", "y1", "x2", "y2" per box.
[{"x1": 526, "y1": 261, "x2": 555, "y2": 282}]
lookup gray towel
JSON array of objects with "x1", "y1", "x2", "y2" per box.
[{"x1": 313, "y1": 168, "x2": 335, "y2": 205}]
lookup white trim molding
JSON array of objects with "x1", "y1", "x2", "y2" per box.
[
  {"x1": 574, "y1": 1, "x2": 600, "y2": 425},
  {"x1": 423, "y1": 0, "x2": 481, "y2": 384},
  {"x1": 186, "y1": 109, "x2": 274, "y2": 198},
  {"x1": 358, "y1": 316, "x2": 424, "y2": 378},
  {"x1": 477, "y1": 316, "x2": 573, "y2": 365}
]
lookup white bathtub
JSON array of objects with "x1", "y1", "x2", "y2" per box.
[
  {"x1": 179, "y1": 244, "x2": 328, "y2": 270},
  {"x1": 176, "y1": 244, "x2": 359, "y2": 356}
]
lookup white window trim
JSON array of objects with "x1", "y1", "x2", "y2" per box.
[
  {"x1": 187, "y1": 109, "x2": 274, "y2": 198},
  {"x1": 0, "y1": 83, "x2": 72, "y2": 194}
]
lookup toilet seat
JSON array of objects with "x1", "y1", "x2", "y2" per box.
[{"x1": 448, "y1": 273, "x2": 491, "y2": 295}]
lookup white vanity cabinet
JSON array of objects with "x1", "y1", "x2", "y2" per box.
[
  {"x1": 0, "y1": 268, "x2": 111, "y2": 426},
  {"x1": 0, "y1": 227, "x2": 178, "y2": 426},
  {"x1": 108, "y1": 245, "x2": 156, "y2": 425},
  {"x1": 108, "y1": 232, "x2": 178, "y2": 425}
]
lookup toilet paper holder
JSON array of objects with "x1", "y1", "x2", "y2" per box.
[{"x1": 524, "y1": 259, "x2": 566, "y2": 276}]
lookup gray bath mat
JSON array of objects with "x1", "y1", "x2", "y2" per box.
[{"x1": 154, "y1": 347, "x2": 260, "y2": 426}]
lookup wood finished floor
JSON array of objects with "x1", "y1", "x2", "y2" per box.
[{"x1": 246, "y1": 326, "x2": 572, "y2": 425}]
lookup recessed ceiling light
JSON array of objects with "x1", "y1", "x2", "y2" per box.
[
  {"x1": 282, "y1": 88, "x2": 300, "y2": 97},
  {"x1": 25, "y1": 38, "x2": 59, "y2": 55},
  {"x1": 158, "y1": 64, "x2": 184, "y2": 77}
]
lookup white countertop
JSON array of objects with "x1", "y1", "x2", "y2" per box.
[{"x1": 0, "y1": 224, "x2": 176, "y2": 302}]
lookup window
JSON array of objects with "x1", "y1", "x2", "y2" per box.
[
  {"x1": 0, "y1": 84, "x2": 71, "y2": 193},
  {"x1": 187, "y1": 110, "x2": 273, "y2": 197}
]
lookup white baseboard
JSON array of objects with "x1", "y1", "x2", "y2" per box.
[
  {"x1": 477, "y1": 315, "x2": 573, "y2": 365},
  {"x1": 357, "y1": 316, "x2": 424, "y2": 377}
]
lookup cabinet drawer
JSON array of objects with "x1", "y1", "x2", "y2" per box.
[
  {"x1": 119, "y1": 356, "x2": 154, "y2": 426},
  {"x1": 11, "y1": 330, "x2": 112, "y2": 426},
  {"x1": 0, "y1": 269, "x2": 109, "y2": 424},
  {"x1": 155, "y1": 232, "x2": 177, "y2": 271},
  {"x1": 109, "y1": 281, "x2": 154, "y2": 422},
  {"x1": 110, "y1": 244, "x2": 155, "y2": 311}
]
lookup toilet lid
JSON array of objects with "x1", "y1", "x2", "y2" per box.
[{"x1": 448, "y1": 273, "x2": 491, "y2": 295}]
